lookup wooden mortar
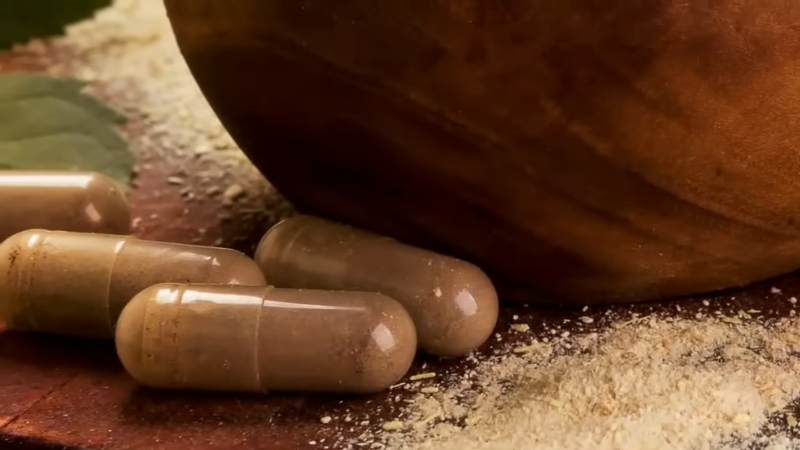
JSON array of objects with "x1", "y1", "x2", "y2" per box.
[{"x1": 163, "y1": 0, "x2": 800, "y2": 305}]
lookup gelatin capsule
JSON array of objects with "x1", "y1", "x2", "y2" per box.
[
  {"x1": 254, "y1": 215, "x2": 499, "y2": 357},
  {"x1": 115, "y1": 283, "x2": 417, "y2": 394},
  {"x1": 0, "y1": 171, "x2": 130, "y2": 241},
  {"x1": 0, "y1": 229, "x2": 265, "y2": 338}
]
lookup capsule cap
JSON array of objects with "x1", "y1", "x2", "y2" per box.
[
  {"x1": 115, "y1": 285, "x2": 148, "y2": 382},
  {"x1": 0, "y1": 171, "x2": 131, "y2": 242},
  {"x1": 417, "y1": 260, "x2": 499, "y2": 357},
  {"x1": 116, "y1": 284, "x2": 264, "y2": 392},
  {"x1": 83, "y1": 172, "x2": 131, "y2": 235},
  {"x1": 0, "y1": 229, "x2": 120, "y2": 336},
  {"x1": 257, "y1": 289, "x2": 418, "y2": 394}
]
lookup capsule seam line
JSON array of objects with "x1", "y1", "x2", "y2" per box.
[
  {"x1": 253, "y1": 290, "x2": 264, "y2": 391},
  {"x1": 19, "y1": 236, "x2": 39, "y2": 329},
  {"x1": 105, "y1": 238, "x2": 128, "y2": 332}
]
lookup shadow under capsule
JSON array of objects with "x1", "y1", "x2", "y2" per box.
[
  {"x1": 0, "y1": 329, "x2": 119, "y2": 373},
  {"x1": 0, "y1": 433, "x2": 83, "y2": 450},
  {"x1": 118, "y1": 384, "x2": 395, "y2": 427},
  {"x1": 215, "y1": 191, "x2": 294, "y2": 255}
]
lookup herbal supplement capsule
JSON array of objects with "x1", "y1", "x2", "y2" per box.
[
  {"x1": 254, "y1": 215, "x2": 499, "y2": 357},
  {"x1": 0, "y1": 229, "x2": 265, "y2": 338},
  {"x1": 115, "y1": 283, "x2": 417, "y2": 394},
  {"x1": 0, "y1": 171, "x2": 130, "y2": 240}
]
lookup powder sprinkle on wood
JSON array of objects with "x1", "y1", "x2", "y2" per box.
[{"x1": 363, "y1": 315, "x2": 800, "y2": 450}]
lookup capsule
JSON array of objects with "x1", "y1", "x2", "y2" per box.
[
  {"x1": 0, "y1": 171, "x2": 130, "y2": 241},
  {"x1": 0, "y1": 229, "x2": 266, "y2": 338},
  {"x1": 116, "y1": 283, "x2": 417, "y2": 394},
  {"x1": 254, "y1": 215, "x2": 499, "y2": 357}
]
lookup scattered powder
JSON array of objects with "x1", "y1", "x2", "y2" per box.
[
  {"x1": 382, "y1": 421, "x2": 405, "y2": 432},
  {"x1": 223, "y1": 183, "x2": 246, "y2": 202},
  {"x1": 409, "y1": 373, "x2": 436, "y2": 382},
  {"x1": 362, "y1": 315, "x2": 800, "y2": 450},
  {"x1": 509, "y1": 323, "x2": 530, "y2": 333}
]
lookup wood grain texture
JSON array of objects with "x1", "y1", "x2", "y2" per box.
[{"x1": 164, "y1": 0, "x2": 800, "y2": 304}]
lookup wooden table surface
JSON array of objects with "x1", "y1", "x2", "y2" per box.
[
  {"x1": 3, "y1": 39, "x2": 800, "y2": 450},
  {"x1": 2, "y1": 120, "x2": 800, "y2": 449}
]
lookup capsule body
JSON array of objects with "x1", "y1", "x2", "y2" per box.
[
  {"x1": 254, "y1": 215, "x2": 499, "y2": 357},
  {"x1": 115, "y1": 283, "x2": 417, "y2": 394},
  {"x1": 0, "y1": 171, "x2": 130, "y2": 240},
  {"x1": 0, "y1": 230, "x2": 266, "y2": 338}
]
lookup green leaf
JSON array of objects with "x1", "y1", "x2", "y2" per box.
[
  {"x1": 0, "y1": 73, "x2": 126, "y2": 123},
  {"x1": 0, "y1": 72, "x2": 134, "y2": 190},
  {"x1": 0, "y1": 0, "x2": 112, "y2": 49}
]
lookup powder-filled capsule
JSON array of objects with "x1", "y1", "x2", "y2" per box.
[
  {"x1": 115, "y1": 283, "x2": 417, "y2": 394},
  {"x1": 0, "y1": 229, "x2": 265, "y2": 338},
  {"x1": 0, "y1": 171, "x2": 130, "y2": 241},
  {"x1": 254, "y1": 215, "x2": 499, "y2": 357}
]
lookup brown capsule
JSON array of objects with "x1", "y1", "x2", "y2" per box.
[
  {"x1": 115, "y1": 283, "x2": 417, "y2": 394},
  {"x1": 254, "y1": 215, "x2": 499, "y2": 357},
  {"x1": 0, "y1": 171, "x2": 130, "y2": 240},
  {"x1": 0, "y1": 229, "x2": 265, "y2": 338}
]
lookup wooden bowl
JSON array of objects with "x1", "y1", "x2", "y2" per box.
[{"x1": 163, "y1": 0, "x2": 800, "y2": 305}]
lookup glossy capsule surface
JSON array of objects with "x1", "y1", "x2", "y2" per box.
[
  {"x1": 0, "y1": 171, "x2": 130, "y2": 241},
  {"x1": 254, "y1": 215, "x2": 499, "y2": 357},
  {"x1": 0, "y1": 229, "x2": 266, "y2": 338},
  {"x1": 116, "y1": 283, "x2": 417, "y2": 394}
]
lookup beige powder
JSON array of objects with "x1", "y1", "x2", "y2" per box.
[{"x1": 360, "y1": 314, "x2": 800, "y2": 450}]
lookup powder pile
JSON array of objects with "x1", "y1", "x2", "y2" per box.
[{"x1": 356, "y1": 313, "x2": 800, "y2": 450}]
